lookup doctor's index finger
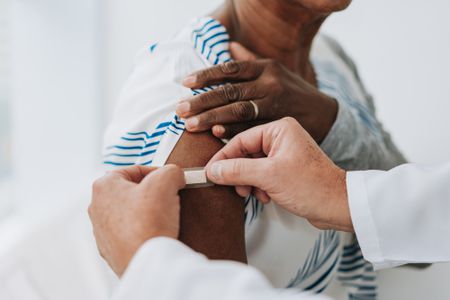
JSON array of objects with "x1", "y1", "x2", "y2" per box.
[
  {"x1": 142, "y1": 164, "x2": 186, "y2": 192},
  {"x1": 207, "y1": 124, "x2": 268, "y2": 166},
  {"x1": 107, "y1": 165, "x2": 159, "y2": 184}
]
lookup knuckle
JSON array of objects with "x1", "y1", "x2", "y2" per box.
[
  {"x1": 220, "y1": 61, "x2": 241, "y2": 75},
  {"x1": 202, "y1": 111, "x2": 218, "y2": 124},
  {"x1": 222, "y1": 83, "x2": 242, "y2": 102},
  {"x1": 247, "y1": 83, "x2": 260, "y2": 98},
  {"x1": 195, "y1": 91, "x2": 217, "y2": 109},
  {"x1": 266, "y1": 59, "x2": 280, "y2": 71},
  {"x1": 92, "y1": 178, "x2": 103, "y2": 193},
  {"x1": 269, "y1": 82, "x2": 283, "y2": 97},
  {"x1": 279, "y1": 117, "x2": 300, "y2": 131},
  {"x1": 231, "y1": 160, "x2": 244, "y2": 178},
  {"x1": 231, "y1": 102, "x2": 254, "y2": 121},
  {"x1": 204, "y1": 67, "x2": 215, "y2": 78},
  {"x1": 260, "y1": 71, "x2": 281, "y2": 91},
  {"x1": 282, "y1": 116, "x2": 297, "y2": 126},
  {"x1": 264, "y1": 76, "x2": 279, "y2": 89},
  {"x1": 198, "y1": 68, "x2": 216, "y2": 83},
  {"x1": 265, "y1": 60, "x2": 284, "y2": 78}
]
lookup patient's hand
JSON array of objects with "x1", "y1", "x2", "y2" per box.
[
  {"x1": 167, "y1": 131, "x2": 247, "y2": 263},
  {"x1": 177, "y1": 42, "x2": 337, "y2": 143}
]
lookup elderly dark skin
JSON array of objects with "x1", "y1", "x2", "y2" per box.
[{"x1": 177, "y1": 0, "x2": 351, "y2": 141}]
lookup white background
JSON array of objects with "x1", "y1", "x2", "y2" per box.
[{"x1": 1, "y1": 0, "x2": 450, "y2": 299}]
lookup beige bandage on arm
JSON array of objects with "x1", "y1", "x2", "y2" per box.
[{"x1": 183, "y1": 168, "x2": 214, "y2": 189}]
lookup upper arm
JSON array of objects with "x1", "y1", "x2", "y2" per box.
[{"x1": 167, "y1": 131, "x2": 247, "y2": 263}]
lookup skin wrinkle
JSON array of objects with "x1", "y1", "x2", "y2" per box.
[
  {"x1": 176, "y1": 0, "x2": 353, "y2": 143},
  {"x1": 214, "y1": 0, "x2": 334, "y2": 80}
]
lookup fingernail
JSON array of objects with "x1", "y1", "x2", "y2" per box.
[
  {"x1": 176, "y1": 102, "x2": 190, "y2": 115},
  {"x1": 182, "y1": 75, "x2": 197, "y2": 87},
  {"x1": 185, "y1": 117, "x2": 199, "y2": 129},
  {"x1": 209, "y1": 162, "x2": 223, "y2": 181},
  {"x1": 213, "y1": 125, "x2": 225, "y2": 136}
]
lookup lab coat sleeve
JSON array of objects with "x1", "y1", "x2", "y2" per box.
[
  {"x1": 347, "y1": 162, "x2": 450, "y2": 270},
  {"x1": 111, "y1": 237, "x2": 332, "y2": 300}
]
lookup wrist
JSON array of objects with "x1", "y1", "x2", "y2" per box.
[
  {"x1": 307, "y1": 167, "x2": 353, "y2": 232},
  {"x1": 327, "y1": 168, "x2": 353, "y2": 232}
]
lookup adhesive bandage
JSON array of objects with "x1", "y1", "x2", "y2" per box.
[{"x1": 183, "y1": 167, "x2": 214, "y2": 189}]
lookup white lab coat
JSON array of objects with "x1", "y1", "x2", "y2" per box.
[
  {"x1": 112, "y1": 237, "x2": 331, "y2": 300},
  {"x1": 112, "y1": 161, "x2": 450, "y2": 300},
  {"x1": 347, "y1": 162, "x2": 450, "y2": 269}
]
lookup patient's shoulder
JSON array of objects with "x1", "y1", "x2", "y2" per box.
[
  {"x1": 123, "y1": 32, "x2": 203, "y2": 93},
  {"x1": 130, "y1": 16, "x2": 232, "y2": 86},
  {"x1": 103, "y1": 17, "x2": 233, "y2": 169}
]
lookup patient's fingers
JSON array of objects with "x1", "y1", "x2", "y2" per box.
[
  {"x1": 212, "y1": 123, "x2": 256, "y2": 139},
  {"x1": 176, "y1": 82, "x2": 264, "y2": 118},
  {"x1": 183, "y1": 60, "x2": 266, "y2": 89},
  {"x1": 184, "y1": 100, "x2": 267, "y2": 132}
]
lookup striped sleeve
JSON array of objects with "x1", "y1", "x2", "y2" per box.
[
  {"x1": 337, "y1": 240, "x2": 377, "y2": 300},
  {"x1": 102, "y1": 40, "x2": 197, "y2": 168},
  {"x1": 319, "y1": 35, "x2": 407, "y2": 171}
]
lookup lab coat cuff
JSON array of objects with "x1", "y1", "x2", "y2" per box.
[
  {"x1": 347, "y1": 171, "x2": 385, "y2": 270},
  {"x1": 112, "y1": 237, "x2": 195, "y2": 300}
]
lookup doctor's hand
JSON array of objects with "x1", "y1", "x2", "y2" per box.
[
  {"x1": 89, "y1": 165, "x2": 185, "y2": 277},
  {"x1": 177, "y1": 42, "x2": 337, "y2": 143},
  {"x1": 206, "y1": 118, "x2": 353, "y2": 232}
]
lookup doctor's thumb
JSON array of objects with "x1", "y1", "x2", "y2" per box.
[{"x1": 207, "y1": 158, "x2": 269, "y2": 188}]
